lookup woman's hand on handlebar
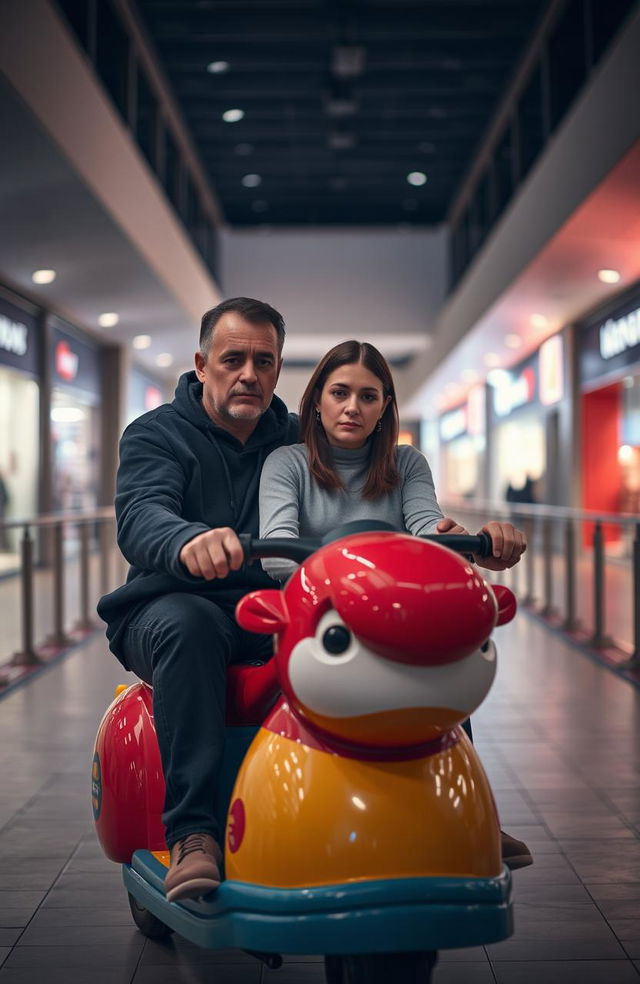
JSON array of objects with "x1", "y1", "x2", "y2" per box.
[
  {"x1": 436, "y1": 516, "x2": 469, "y2": 535},
  {"x1": 179, "y1": 527, "x2": 244, "y2": 580},
  {"x1": 475, "y1": 521, "x2": 527, "y2": 571}
]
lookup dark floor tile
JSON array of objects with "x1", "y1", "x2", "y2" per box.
[
  {"x1": 492, "y1": 960, "x2": 640, "y2": 983},
  {"x1": 0, "y1": 912, "x2": 35, "y2": 930},
  {"x1": 263, "y1": 963, "x2": 326, "y2": 982},
  {"x1": 0, "y1": 933, "x2": 19, "y2": 949},
  {"x1": 512, "y1": 883, "x2": 593, "y2": 905},
  {"x1": 621, "y1": 940, "x2": 640, "y2": 959},
  {"x1": 18, "y1": 921, "x2": 142, "y2": 946},
  {"x1": 0, "y1": 968, "x2": 135, "y2": 984},
  {"x1": 432, "y1": 962, "x2": 495, "y2": 983},
  {"x1": 40, "y1": 885, "x2": 127, "y2": 907},
  {"x1": 25, "y1": 906, "x2": 134, "y2": 929},
  {"x1": 586, "y1": 884, "x2": 640, "y2": 902},
  {"x1": 438, "y1": 947, "x2": 488, "y2": 962},
  {"x1": 4, "y1": 943, "x2": 143, "y2": 970},
  {"x1": 0, "y1": 894, "x2": 45, "y2": 913},
  {"x1": 132, "y1": 964, "x2": 261, "y2": 983},
  {"x1": 139, "y1": 940, "x2": 258, "y2": 966},
  {"x1": 487, "y1": 939, "x2": 627, "y2": 961}
]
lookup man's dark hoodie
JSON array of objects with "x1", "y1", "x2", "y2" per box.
[{"x1": 97, "y1": 371, "x2": 298, "y2": 667}]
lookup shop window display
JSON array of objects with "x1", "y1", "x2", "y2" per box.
[{"x1": 0, "y1": 366, "x2": 39, "y2": 568}]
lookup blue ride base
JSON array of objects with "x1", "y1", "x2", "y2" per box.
[{"x1": 123, "y1": 850, "x2": 513, "y2": 955}]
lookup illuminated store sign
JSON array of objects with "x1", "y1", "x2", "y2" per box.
[
  {"x1": 539, "y1": 335, "x2": 564, "y2": 405},
  {"x1": 0, "y1": 315, "x2": 28, "y2": 357},
  {"x1": 599, "y1": 307, "x2": 640, "y2": 360},
  {"x1": 51, "y1": 321, "x2": 101, "y2": 400},
  {"x1": 55, "y1": 340, "x2": 79, "y2": 381},
  {"x1": 579, "y1": 288, "x2": 640, "y2": 386},
  {"x1": 0, "y1": 296, "x2": 38, "y2": 374},
  {"x1": 439, "y1": 406, "x2": 467, "y2": 442},
  {"x1": 493, "y1": 367, "x2": 535, "y2": 417}
]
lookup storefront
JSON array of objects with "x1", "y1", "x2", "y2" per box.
[
  {"x1": 0, "y1": 292, "x2": 40, "y2": 561},
  {"x1": 438, "y1": 385, "x2": 486, "y2": 499},
  {"x1": 127, "y1": 366, "x2": 166, "y2": 426},
  {"x1": 487, "y1": 334, "x2": 564, "y2": 504},
  {"x1": 50, "y1": 319, "x2": 102, "y2": 513},
  {"x1": 578, "y1": 284, "x2": 640, "y2": 526}
]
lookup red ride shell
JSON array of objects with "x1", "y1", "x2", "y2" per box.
[
  {"x1": 93, "y1": 667, "x2": 281, "y2": 862},
  {"x1": 274, "y1": 532, "x2": 499, "y2": 668},
  {"x1": 93, "y1": 683, "x2": 166, "y2": 862}
]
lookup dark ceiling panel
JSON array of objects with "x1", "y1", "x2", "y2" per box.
[{"x1": 135, "y1": 0, "x2": 548, "y2": 225}]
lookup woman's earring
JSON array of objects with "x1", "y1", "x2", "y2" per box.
[
  {"x1": 315, "y1": 409, "x2": 321, "y2": 423},
  {"x1": 376, "y1": 419, "x2": 382, "y2": 432}
]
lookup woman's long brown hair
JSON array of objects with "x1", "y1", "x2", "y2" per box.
[{"x1": 299, "y1": 340, "x2": 400, "y2": 499}]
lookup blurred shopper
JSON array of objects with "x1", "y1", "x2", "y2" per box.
[{"x1": 259, "y1": 340, "x2": 532, "y2": 870}]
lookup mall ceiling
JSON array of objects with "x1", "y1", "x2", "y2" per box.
[{"x1": 135, "y1": 0, "x2": 548, "y2": 226}]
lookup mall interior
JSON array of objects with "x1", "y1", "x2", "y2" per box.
[{"x1": 1, "y1": 1, "x2": 640, "y2": 982}]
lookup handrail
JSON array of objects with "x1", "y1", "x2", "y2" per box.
[
  {"x1": 0, "y1": 507, "x2": 115, "y2": 531},
  {"x1": 442, "y1": 497, "x2": 640, "y2": 678},
  {"x1": 441, "y1": 497, "x2": 640, "y2": 528}
]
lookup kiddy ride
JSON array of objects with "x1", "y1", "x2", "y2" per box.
[{"x1": 93, "y1": 524, "x2": 518, "y2": 983}]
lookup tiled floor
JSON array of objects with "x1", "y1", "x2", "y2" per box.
[{"x1": 0, "y1": 614, "x2": 639, "y2": 983}]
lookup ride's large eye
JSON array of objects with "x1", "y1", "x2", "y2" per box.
[{"x1": 322, "y1": 625, "x2": 352, "y2": 655}]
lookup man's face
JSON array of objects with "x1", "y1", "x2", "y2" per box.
[{"x1": 195, "y1": 312, "x2": 282, "y2": 436}]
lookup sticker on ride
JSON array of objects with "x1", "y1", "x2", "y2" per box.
[{"x1": 227, "y1": 798, "x2": 246, "y2": 853}]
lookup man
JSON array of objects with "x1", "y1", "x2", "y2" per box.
[{"x1": 99, "y1": 297, "x2": 530, "y2": 904}]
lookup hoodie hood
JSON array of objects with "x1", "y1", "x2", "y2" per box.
[{"x1": 173, "y1": 370, "x2": 292, "y2": 449}]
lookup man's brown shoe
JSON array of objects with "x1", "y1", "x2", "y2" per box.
[
  {"x1": 165, "y1": 833, "x2": 222, "y2": 902},
  {"x1": 500, "y1": 830, "x2": 533, "y2": 870}
]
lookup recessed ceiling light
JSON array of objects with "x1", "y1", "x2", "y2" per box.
[
  {"x1": 505, "y1": 333, "x2": 522, "y2": 349},
  {"x1": 132, "y1": 334, "x2": 152, "y2": 350},
  {"x1": 530, "y1": 313, "x2": 548, "y2": 328},
  {"x1": 241, "y1": 173, "x2": 261, "y2": 188},
  {"x1": 98, "y1": 312, "x2": 119, "y2": 328},
  {"x1": 32, "y1": 269, "x2": 56, "y2": 284},
  {"x1": 598, "y1": 268, "x2": 621, "y2": 283},
  {"x1": 207, "y1": 60, "x2": 229, "y2": 74},
  {"x1": 407, "y1": 171, "x2": 427, "y2": 186},
  {"x1": 222, "y1": 108, "x2": 244, "y2": 123},
  {"x1": 156, "y1": 353, "x2": 174, "y2": 367},
  {"x1": 483, "y1": 352, "x2": 501, "y2": 367}
]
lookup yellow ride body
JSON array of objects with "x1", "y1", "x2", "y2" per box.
[{"x1": 224, "y1": 722, "x2": 501, "y2": 889}]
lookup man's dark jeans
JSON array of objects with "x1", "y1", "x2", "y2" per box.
[{"x1": 120, "y1": 592, "x2": 273, "y2": 849}]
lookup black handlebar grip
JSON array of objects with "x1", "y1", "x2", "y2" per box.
[{"x1": 475, "y1": 530, "x2": 493, "y2": 558}]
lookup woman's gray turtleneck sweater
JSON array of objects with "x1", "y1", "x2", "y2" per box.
[{"x1": 259, "y1": 441, "x2": 443, "y2": 581}]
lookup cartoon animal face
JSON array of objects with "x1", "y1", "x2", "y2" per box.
[{"x1": 237, "y1": 532, "x2": 516, "y2": 748}]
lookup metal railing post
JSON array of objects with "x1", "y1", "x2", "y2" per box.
[
  {"x1": 75, "y1": 521, "x2": 95, "y2": 631},
  {"x1": 590, "y1": 521, "x2": 612, "y2": 648},
  {"x1": 562, "y1": 517, "x2": 579, "y2": 632},
  {"x1": 46, "y1": 521, "x2": 72, "y2": 647},
  {"x1": 522, "y1": 516, "x2": 536, "y2": 605},
  {"x1": 99, "y1": 518, "x2": 111, "y2": 595},
  {"x1": 540, "y1": 517, "x2": 555, "y2": 616},
  {"x1": 621, "y1": 523, "x2": 640, "y2": 671},
  {"x1": 12, "y1": 524, "x2": 41, "y2": 665}
]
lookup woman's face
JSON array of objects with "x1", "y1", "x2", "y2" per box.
[{"x1": 317, "y1": 361, "x2": 390, "y2": 449}]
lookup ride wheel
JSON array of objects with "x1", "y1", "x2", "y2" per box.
[
  {"x1": 128, "y1": 892, "x2": 174, "y2": 940},
  {"x1": 324, "y1": 951, "x2": 438, "y2": 983}
]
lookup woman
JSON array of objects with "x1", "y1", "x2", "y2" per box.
[
  {"x1": 259, "y1": 339, "x2": 526, "y2": 582},
  {"x1": 258, "y1": 341, "x2": 532, "y2": 871}
]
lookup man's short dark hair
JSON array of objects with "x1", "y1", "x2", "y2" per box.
[{"x1": 199, "y1": 297, "x2": 286, "y2": 356}]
